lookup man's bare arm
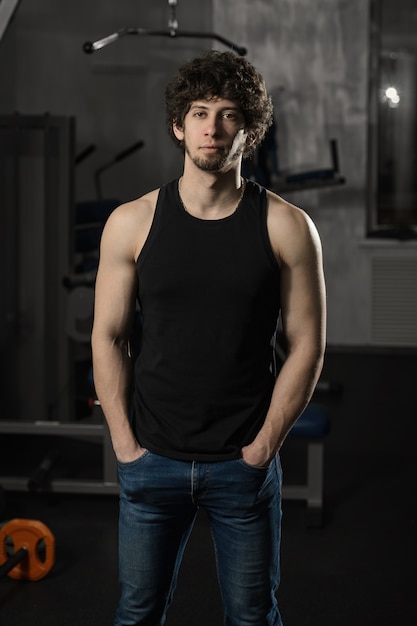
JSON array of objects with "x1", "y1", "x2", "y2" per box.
[
  {"x1": 242, "y1": 195, "x2": 326, "y2": 466},
  {"x1": 91, "y1": 196, "x2": 155, "y2": 462}
]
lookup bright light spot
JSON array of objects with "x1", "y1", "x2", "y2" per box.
[
  {"x1": 385, "y1": 87, "x2": 398, "y2": 100},
  {"x1": 384, "y1": 86, "x2": 400, "y2": 106}
]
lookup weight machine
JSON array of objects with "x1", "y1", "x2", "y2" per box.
[{"x1": 82, "y1": 0, "x2": 247, "y2": 56}]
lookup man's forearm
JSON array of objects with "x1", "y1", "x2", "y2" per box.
[
  {"x1": 268, "y1": 353, "x2": 322, "y2": 442},
  {"x1": 243, "y1": 346, "x2": 324, "y2": 465},
  {"x1": 92, "y1": 336, "x2": 140, "y2": 460}
]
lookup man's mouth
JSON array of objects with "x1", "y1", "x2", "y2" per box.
[{"x1": 201, "y1": 144, "x2": 223, "y2": 149}]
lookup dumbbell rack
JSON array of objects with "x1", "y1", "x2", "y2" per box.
[{"x1": 0, "y1": 412, "x2": 119, "y2": 494}]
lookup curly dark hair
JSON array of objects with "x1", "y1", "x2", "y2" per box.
[{"x1": 165, "y1": 50, "x2": 273, "y2": 158}]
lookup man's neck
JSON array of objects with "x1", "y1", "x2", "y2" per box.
[{"x1": 178, "y1": 162, "x2": 244, "y2": 220}]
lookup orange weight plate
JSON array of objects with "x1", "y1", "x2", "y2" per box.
[{"x1": 0, "y1": 518, "x2": 55, "y2": 581}]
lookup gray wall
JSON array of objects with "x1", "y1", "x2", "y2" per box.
[
  {"x1": 213, "y1": 0, "x2": 417, "y2": 348},
  {"x1": 221, "y1": 0, "x2": 373, "y2": 347},
  {"x1": 2, "y1": 0, "x2": 416, "y2": 348}
]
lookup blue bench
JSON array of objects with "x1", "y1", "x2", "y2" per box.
[{"x1": 282, "y1": 403, "x2": 330, "y2": 526}]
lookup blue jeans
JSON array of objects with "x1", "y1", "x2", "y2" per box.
[{"x1": 115, "y1": 451, "x2": 283, "y2": 626}]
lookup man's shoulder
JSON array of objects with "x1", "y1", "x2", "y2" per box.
[
  {"x1": 265, "y1": 189, "x2": 311, "y2": 229},
  {"x1": 265, "y1": 189, "x2": 322, "y2": 265},
  {"x1": 119, "y1": 187, "x2": 160, "y2": 216},
  {"x1": 107, "y1": 188, "x2": 160, "y2": 228},
  {"x1": 100, "y1": 188, "x2": 161, "y2": 259}
]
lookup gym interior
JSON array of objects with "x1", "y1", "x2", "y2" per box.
[{"x1": 0, "y1": 1, "x2": 416, "y2": 624}]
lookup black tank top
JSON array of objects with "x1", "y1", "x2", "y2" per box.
[{"x1": 133, "y1": 178, "x2": 281, "y2": 461}]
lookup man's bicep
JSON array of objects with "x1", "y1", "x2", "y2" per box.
[
  {"x1": 279, "y1": 229, "x2": 326, "y2": 351},
  {"x1": 93, "y1": 220, "x2": 138, "y2": 339}
]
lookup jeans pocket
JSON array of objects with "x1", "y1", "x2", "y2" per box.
[
  {"x1": 237, "y1": 458, "x2": 270, "y2": 472},
  {"x1": 117, "y1": 449, "x2": 150, "y2": 469}
]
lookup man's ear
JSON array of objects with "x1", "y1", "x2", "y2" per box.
[{"x1": 173, "y1": 121, "x2": 184, "y2": 141}]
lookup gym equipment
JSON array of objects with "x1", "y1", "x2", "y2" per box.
[
  {"x1": 83, "y1": 0, "x2": 247, "y2": 57},
  {"x1": 94, "y1": 140, "x2": 144, "y2": 201},
  {"x1": 0, "y1": 419, "x2": 118, "y2": 494},
  {"x1": 27, "y1": 449, "x2": 61, "y2": 493},
  {"x1": 0, "y1": 519, "x2": 55, "y2": 581},
  {"x1": 1, "y1": 113, "x2": 74, "y2": 424},
  {"x1": 282, "y1": 403, "x2": 331, "y2": 527},
  {"x1": 66, "y1": 285, "x2": 95, "y2": 343},
  {"x1": 273, "y1": 139, "x2": 345, "y2": 194}
]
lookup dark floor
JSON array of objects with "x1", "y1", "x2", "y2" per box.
[{"x1": 1, "y1": 349, "x2": 416, "y2": 625}]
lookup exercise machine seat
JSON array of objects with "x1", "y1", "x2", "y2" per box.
[
  {"x1": 290, "y1": 403, "x2": 330, "y2": 438},
  {"x1": 283, "y1": 402, "x2": 331, "y2": 527}
]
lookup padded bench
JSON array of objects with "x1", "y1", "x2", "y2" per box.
[{"x1": 282, "y1": 403, "x2": 330, "y2": 526}]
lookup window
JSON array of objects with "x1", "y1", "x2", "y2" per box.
[{"x1": 367, "y1": 0, "x2": 417, "y2": 239}]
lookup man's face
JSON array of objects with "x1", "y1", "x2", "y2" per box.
[{"x1": 173, "y1": 97, "x2": 248, "y2": 173}]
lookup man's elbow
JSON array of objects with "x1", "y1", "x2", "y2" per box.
[{"x1": 91, "y1": 325, "x2": 128, "y2": 355}]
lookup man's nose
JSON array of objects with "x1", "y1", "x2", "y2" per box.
[{"x1": 204, "y1": 115, "x2": 221, "y2": 136}]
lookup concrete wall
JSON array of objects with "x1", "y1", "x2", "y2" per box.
[
  {"x1": 2, "y1": 0, "x2": 416, "y2": 348},
  {"x1": 213, "y1": 0, "x2": 417, "y2": 348}
]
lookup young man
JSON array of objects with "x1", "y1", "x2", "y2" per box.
[{"x1": 91, "y1": 50, "x2": 326, "y2": 626}]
